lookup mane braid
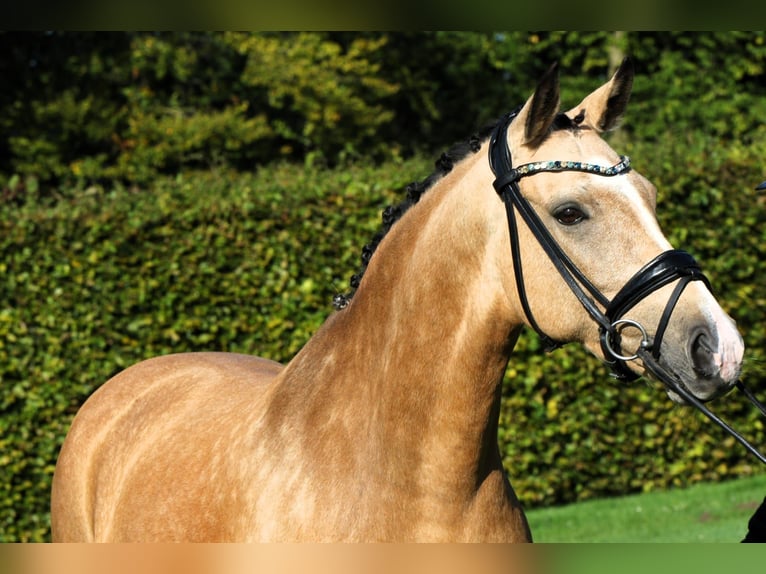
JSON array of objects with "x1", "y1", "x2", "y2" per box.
[{"x1": 332, "y1": 118, "x2": 501, "y2": 310}]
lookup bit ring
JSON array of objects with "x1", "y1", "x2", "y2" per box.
[{"x1": 604, "y1": 319, "x2": 651, "y2": 362}]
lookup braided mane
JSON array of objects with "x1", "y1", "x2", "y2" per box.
[
  {"x1": 332, "y1": 119, "x2": 499, "y2": 310},
  {"x1": 332, "y1": 110, "x2": 577, "y2": 310}
]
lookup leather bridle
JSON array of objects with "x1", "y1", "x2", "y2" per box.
[{"x1": 488, "y1": 110, "x2": 766, "y2": 465}]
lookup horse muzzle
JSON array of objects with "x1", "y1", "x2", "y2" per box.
[{"x1": 684, "y1": 323, "x2": 744, "y2": 401}]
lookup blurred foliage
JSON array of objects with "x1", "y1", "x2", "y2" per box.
[
  {"x1": 230, "y1": 32, "x2": 398, "y2": 164},
  {"x1": 4, "y1": 31, "x2": 764, "y2": 191},
  {"x1": 3, "y1": 32, "x2": 766, "y2": 541}
]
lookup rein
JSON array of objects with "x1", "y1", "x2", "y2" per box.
[{"x1": 488, "y1": 110, "x2": 766, "y2": 465}]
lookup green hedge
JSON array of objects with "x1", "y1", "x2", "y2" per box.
[
  {"x1": 3, "y1": 131, "x2": 766, "y2": 541},
  {"x1": 3, "y1": 32, "x2": 766, "y2": 191}
]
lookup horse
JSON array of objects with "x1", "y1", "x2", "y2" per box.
[{"x1": 50, "y1": 59, "x2": 744, "y2": 542}]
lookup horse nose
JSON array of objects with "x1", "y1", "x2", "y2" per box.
[
  {"x1": 688, "y1": 324, "x2": 742, "y2": 391},
  {"x1": 689, "y1": 328, "x2": 719, "y2": 379}
]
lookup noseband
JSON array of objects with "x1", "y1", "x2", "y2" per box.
[{"x1": 489, "y1": 110, "x2": 766, "y2": 465}]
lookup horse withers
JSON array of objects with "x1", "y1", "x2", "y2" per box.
[{"x1": 51, "y1": 59, "x2": 744, "y2": 542}]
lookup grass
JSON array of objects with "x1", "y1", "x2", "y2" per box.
[{"x1": 525, "y1": 473, "x2": 766, "y2": 542}]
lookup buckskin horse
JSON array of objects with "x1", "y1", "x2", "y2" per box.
[{"x1": 51, "y1": 59, "x2": 746, "y2": 542}]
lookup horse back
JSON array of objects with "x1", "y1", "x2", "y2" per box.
[{"x1": 50, "y1": 352, "x2": 283, "y2": 542}]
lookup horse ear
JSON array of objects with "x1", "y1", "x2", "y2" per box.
[
  {"x1": 566, "y1": 57, "x2": 634, "y2": 133},
  {"x1": 516, "y1": 62, "x2": 561, "y2": 147}
]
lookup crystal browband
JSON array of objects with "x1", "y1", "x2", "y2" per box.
[{"x1": 508, "y1": 155, "x2": 631, "y2": 183}]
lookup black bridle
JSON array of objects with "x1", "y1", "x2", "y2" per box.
[{"x1": 489, "y1": 110, "x2": 766, "y2": 465}]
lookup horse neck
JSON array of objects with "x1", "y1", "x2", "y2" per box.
[{"x1": 280, "y1": 148, "x2": 521, "y2": 487}]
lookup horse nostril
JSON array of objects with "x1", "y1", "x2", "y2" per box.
[{"x1": 690, "y1": 329, "x2": 718, "y2": 378}]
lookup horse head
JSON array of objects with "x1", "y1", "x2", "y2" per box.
[{"x1": 495, "y1": 59, "x2": 744, "y2": 404}]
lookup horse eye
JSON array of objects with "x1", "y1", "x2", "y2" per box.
[{"x1": 554, "y1": 206, "x2": 586, "y2": 226}]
